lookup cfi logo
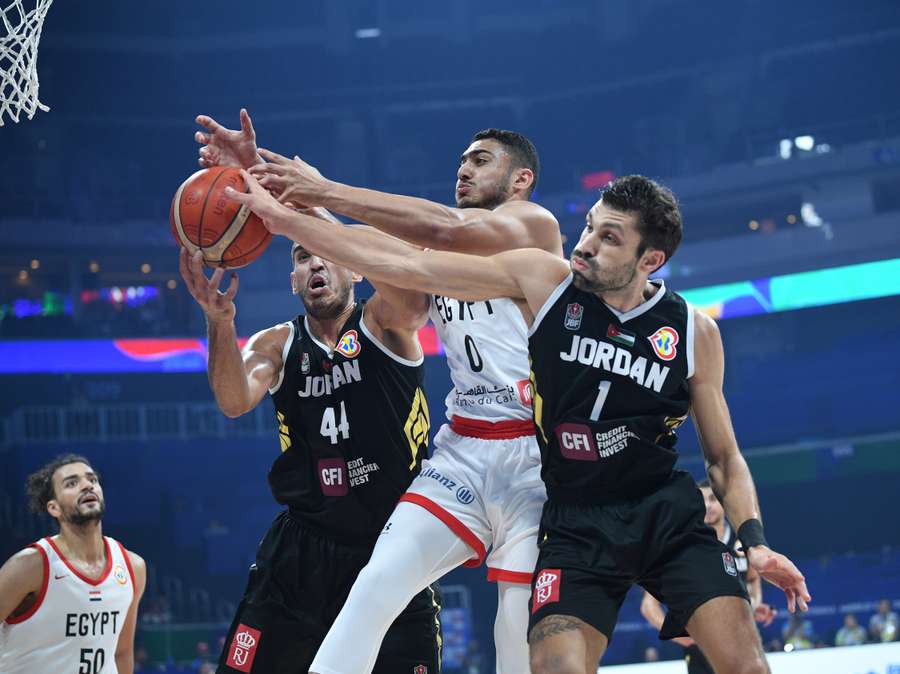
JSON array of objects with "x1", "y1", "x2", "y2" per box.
[
  {"x1": 648, "y1": 326, "x2": 679, "y2": 361},
  {"x1": 456, "y1": 486, "x2": 475, "y2": 505},
  {"x1": 226, "y1": 624, "x2": 261, "y2": 673},
  {"x1": 301, "y1": 352, "x2": 310, "y2": 374},
  {"x1": 336, "y1": 330, "x2": 361, "y2": 358},
  {"x1": 532, "y1": 568, "x2": 561, "y2": 613},
  {"x1": 113, "y1": 564, "x2": 128, "y2": 585},
  {"x1": 564, "y1": 303, "x2": 583, "y2": 330}
]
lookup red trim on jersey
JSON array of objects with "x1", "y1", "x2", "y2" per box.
[
  {"x1": 45, "y1": 536, "x2": 113, "y2": 586},
  {"x1": 399, "y1": 492, "x2": 486, "y2": 568},
  {"x1": 487, "y1": 568, "x2": 533, "y2": 585},
  {"x1": 450, "y1": 415, "x2": 535, "y2": 440},
  {"x1": 5, "y1": 544, "x2": 50, "y2": 624},
  {"x1": 117, "y1": 540, "x2": 136, "y2": 587}
]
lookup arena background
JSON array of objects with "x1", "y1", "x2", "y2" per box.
[{"x1": 2, "y1": 1, "x2": 900, "y2": 671}]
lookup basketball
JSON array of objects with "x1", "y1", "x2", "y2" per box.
[{"x1": 169, "y1": 166, "x2": 271, "y2": 268}]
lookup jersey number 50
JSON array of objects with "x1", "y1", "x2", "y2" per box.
[{"x1": 79, "y1": 648, "x2": 105, "y2": 674}]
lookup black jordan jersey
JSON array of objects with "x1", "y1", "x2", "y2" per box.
[
  {"x1": 268, "y1": 302, "x2": 431, "y2": 542},
  {"x1": 528, "y1": 275, "x2": 694, "y2": 504}
]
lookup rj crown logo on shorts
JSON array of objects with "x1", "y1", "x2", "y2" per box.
[
  {"x1": 226, "y1": 624, "x2": 261, "y2": 673},
  {"x1": 532, "y1": 568, "x2": 562, "y2": 613}
]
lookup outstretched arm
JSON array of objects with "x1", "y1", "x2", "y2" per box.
[
  {"x1": 250, "y1": 149, "x2": 562, "y2": 256},
  {"x1": 178, "y1": 248, "x2": 288, "y2": 418},
  {"x1": 225, "y1": 171, "x2": 568, "y2": 311},
  {"x1": 690, "y1": 311, "x2": 811, "y2": 613}
]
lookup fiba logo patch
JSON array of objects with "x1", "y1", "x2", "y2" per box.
[
  {"x1": 301, "y1": 351, "x2": 310, "y2": 374},
  {"x1": 113, "y1": 564, "x2": 128, "y2": 585},
  {"x1": 532, "y1": 568, "x2": 561, "y2": 613},
  {"x1": 722, "y1": 552, "x2": 738, "y2": 577},
  {"x1": 564, "y1": 303, "x2": 583, "y2": 330},
  {"x1": 648, "y1": 326, "x2": 679, "y2": 361},
  {"x1": 225, "y1": 624, "x2": 261, "y2": 673},
  {"x1": 336, "y1": 330, "x2": 361, "y2": 358},
  {"x1": 456, "y1": 486, "x2": 475, "y2": 505},
  {"x1": 413, "y1": 665, "x2": 428, "y2": 674}
]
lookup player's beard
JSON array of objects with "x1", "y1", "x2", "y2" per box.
[
  {"x1": 62, "y1": 499, "x2": 105, "y2": 526},
  {"x1": 571, "y1": 252, "x2": 639, "y2": 294},
  {"x1": 302, "y1": 279, "x2": 354, "y2": 320},
  {"x1": 456, "y1": 170, "x2": 513, "y2": 210}
]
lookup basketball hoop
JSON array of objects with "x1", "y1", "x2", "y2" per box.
[{"x1": 0, "y1": 0, "x2": 53, "y2": 126}]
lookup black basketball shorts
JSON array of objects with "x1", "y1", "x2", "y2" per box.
[
  {"x1": 217, "y1": 510, "x2": 441, "y2": 674},
  {"x1": 528, "y1": 470, "x2": 748, "y2": 642}
]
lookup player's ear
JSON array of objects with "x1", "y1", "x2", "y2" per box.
[
  {"x1": 641, "y1": 249, "x2": 666, "y2": 274},
  {"x1": 289, "y1": 270, "x2": 300, "y2": 295},
  {"x1": 512, "y1": 167, "x2": 534, "y2": 194},
  {"x1": 46, "y1": 498, "x2": 61, "y2": 519}
]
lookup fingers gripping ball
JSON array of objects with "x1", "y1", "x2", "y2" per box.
[{"x1": 170, "y1": 167, "x2": 271, "y2": 268}]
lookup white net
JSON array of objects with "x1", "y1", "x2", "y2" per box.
[{"x1": 0, "y1": 0, "x2": 52, "y2": 126}]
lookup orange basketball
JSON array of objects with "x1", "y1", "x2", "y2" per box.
[{"x1": 170, "y1": 167, "x2": 272, "y2": 268}]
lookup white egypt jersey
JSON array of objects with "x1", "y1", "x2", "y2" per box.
[
  {"x1": 0, "y1": 536, "x2": 134, "y2": 674},
  {"x1": 397, "y1": 296, "x2": 545, "y2": 582}
]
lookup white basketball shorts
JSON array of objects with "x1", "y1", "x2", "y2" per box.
[{"x1": 399, "y1": 416, "x2": 546, "y2": 584}]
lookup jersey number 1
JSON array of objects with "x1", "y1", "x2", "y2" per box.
[
  {"x1": 590, "y1": 381, "x2": 611, "y2": 421},
  {"x1": 321, "y1": 401, "x2": 350, "y2": 444}
]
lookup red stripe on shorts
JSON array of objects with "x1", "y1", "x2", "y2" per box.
[
  {"x1": 399, "y1": 492, "x2": 486, "y2": 567},
  {"x1": 450, "y1": 415, "x2": 535, "y2": 440}
]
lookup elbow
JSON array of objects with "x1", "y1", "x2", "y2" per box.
[{"x1": 218, "y1": 402, "x2": 250, "y2": 419}]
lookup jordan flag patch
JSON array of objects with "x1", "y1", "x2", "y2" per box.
[{"x1": 607, "y1": 324, "x2": 635, "y2": 347}]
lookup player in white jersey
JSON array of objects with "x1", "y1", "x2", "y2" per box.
[
  {"x1": 0, "y1": 454, "x2": 146, "y2": 674},
  {"x1": 195, "y1": 116, "x2": 561, "y2": 672}
]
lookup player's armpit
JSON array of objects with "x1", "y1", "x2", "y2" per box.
[{"x1": 0, "y1": 547, "x2": 45, "y2": 622}]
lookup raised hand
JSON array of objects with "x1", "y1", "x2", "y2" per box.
[
  {"x1": 747, "y1": 546, "x2": 811, "y2": 614},
  {"x1": 224, "y1": 170, "x2": 297, "y2": 237},
  {"x1": 195, "y1": 109, "x2": 261, "y2": 169},
  {"x1": 178, "y1": 248, "x2": 240, "y2": 323},
  {"x1": 248, "y1": 148, "x2": 328, "y2": 205}
]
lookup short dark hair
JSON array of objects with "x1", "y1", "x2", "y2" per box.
[
  {"x1": 472, "y1": 128, "x2": 540, "y2": 196},
  {"x1": 600, "y1": 175, "x2": 683, "y2": 264},
  {"x1": 26, "y1": 454, "x2": 96, "y2": 515}
]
